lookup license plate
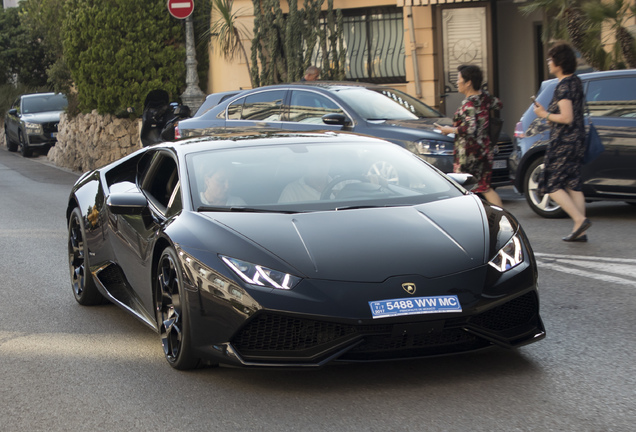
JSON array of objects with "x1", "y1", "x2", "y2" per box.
[
  {"x1": 493, "y1": 159, "x2": 507, "y2": 169},
  {"x1": 369, "y1": 295, "x2": 462, "y2": 319},
  {"x1": 51, "y1": 132, "x2": 58, "y2": 138}
]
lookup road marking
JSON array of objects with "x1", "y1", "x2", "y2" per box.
[{"x1": 535, "y1": 253, "x2": 636, "y2": 287}]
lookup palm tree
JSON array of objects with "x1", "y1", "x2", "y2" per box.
[
  {"x1": 520, "y1": 0, "x2": 610, "y2": 70},
  {"x1": 207, "y1": 0, "x2": 254, "y2": 88},
  {"x1": 583, "y1": 0, "x2": 636, "y2": 68}
]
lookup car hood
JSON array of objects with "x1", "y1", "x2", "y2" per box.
[
  {"x1": 202, "y1": 195, "x2": 487, "y2": 282},
  {"x1": 21, "y1": 111, "x2": 63, "y2": 123},
  {"x1": 365, "y1": 118, "x2": 454, "y2": 141}
]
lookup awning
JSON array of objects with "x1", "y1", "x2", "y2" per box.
[{"x1": 398, "y1": 0, "x2": 481, "y2": 6}]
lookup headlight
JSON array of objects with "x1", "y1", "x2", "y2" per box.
[
  {"x1": 489, "y1": 234, "x2": 524, "y2": 272},
  {"x1": 415, "y1": 139, "x2": 454, "y2": 156},
  {"x1": 24, "y1": 122, "x2": 43, "y2": 134},
  {"x1": 221, "y1": 255, "x2": 301, "y2": 290}
]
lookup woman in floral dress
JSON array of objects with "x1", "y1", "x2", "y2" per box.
[
  {"x1": 533, "y1": 42, "x2": 590, "y2": 242},
  {"x1": 438, "y1": 64, "x2": 503, "y2": 207}
]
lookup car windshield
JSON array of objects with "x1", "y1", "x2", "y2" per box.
[
  {"x1": 22, "y1": 94, "x2": 68, "y2": 114},
  {"x1": 186, "y1": 139, "x2": 463, "y2": 212},
  {"x1": 333, "y1": 87, "x2": 443, "y2": 120}
]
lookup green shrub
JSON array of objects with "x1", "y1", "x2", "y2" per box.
[{"x1": 62, "y1": 0, "x2": 186, "y2": 116}]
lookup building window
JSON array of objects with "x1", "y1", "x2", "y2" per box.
[{"x1": 313, "y1": 7, "x2": 406, "y2": 84}]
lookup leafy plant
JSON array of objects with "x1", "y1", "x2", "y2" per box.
[
  {"x1": 61, "y1": 0, "x2": 186, "y2": 116},
  {"x1": 250, "y1": 0, "x2": 346, "y2": 86},
  {"x1": 520, "y1": 0, "x2": 636, "y2": 70},
  {"x1": 207, "y1": 0, "x2": 254, "y2": 87}
]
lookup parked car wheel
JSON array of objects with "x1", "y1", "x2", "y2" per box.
[
  {"x1": 523, "y1": 157, "x2": 566, "y2": 218},
  {"x1": 68, "y1": 208, "x2": 106, "y2": 305},
  {"x1": 5, "y1": 127, "x2": 18, "y2": 152},
  {"x1": 18, "y1": 131, "x2": 32, "y2": 157},
  {"x1": 156, "y1": 247, "x2": 201, "y2": 370}
]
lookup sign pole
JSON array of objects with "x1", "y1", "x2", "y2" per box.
[{"x1": 180, "y1": 13, "x2": 205, "y2": 114}]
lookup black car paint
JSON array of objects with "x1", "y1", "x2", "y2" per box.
[
  {"x1": 177, "y1": 82, "x2": 512, "y2": 186},
  {"x1": 67, "y1": 132, "x2": 543, "y2": 368}
]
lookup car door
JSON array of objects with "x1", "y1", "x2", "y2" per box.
[
  {"x1": 225, "y1": 89, "x2": 286, "y2": 131},
  {"x1": 111, "y1": 150, "x2": 181, "y2": 317},
  {"x1": 583, "y1": 75, "x2": 636, "y2": 196},
  {"x1": 281, "y1": 90, "x2": 348, "y2": 132},
  {"x1": 6, "y1": 98, "x2": 21, "y2": 141}
]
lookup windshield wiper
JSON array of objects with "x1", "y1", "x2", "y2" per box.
[
  {"x1": 198, "y1": 206, "x2": 300, "y2": 214},
  {"x1": 335, "y1": 204, "x2": 405, "y2": 211}
]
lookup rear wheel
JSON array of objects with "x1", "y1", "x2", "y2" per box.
[
  {"x1": 68, "y1": 208, "x2": 105, "y2": 305},
  {"x1": 523, "y1": 156, "x2": 566, "y2": 218},
  {"x1": 18, "y1": 131, "x2": 32, "y2": 157},
  {"x1": 156, "y1": 247, "x2": 200, "y2": 370}
]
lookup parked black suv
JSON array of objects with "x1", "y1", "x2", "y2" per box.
[
  {"x1": 509, "y1": 69, "x2": 636, "y2": 217},
  {"x1": 176, "y1": 82, "x2": 513, "y2": 185},
  {"x1": 4, "y1": 92, "x2": 68, "y2": 157}
]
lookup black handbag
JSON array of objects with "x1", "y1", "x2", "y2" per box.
[
  {"x1": 489, "y1": 109, "x2": 503, "y2": 144},
  {"x1": 583, "y1": 120, "x2": 604, "y2": 165}
]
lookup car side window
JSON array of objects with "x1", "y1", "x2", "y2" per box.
[
  {"x1": 240, "y1": 90, "x2": 285, "y2": 121},
  {"x1": 586, "y1": 77, "x2": 636, "y2": 118},
  {"x1": 140, "y1": 153, "x2": 180, "y2": 213},
  {"x1": 227, "y1": 97, "x2": 244, "y2": 120},
  {"x1": 12, "y1": 98, "x2": 21, "y2": 114},
  {"x1": 288, "y1": 91, "x2": 344, "y2": 124}
]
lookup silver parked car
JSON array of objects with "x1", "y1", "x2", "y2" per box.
[{"x1": 4, "y1": 92, "x2": 68, "y2": 157}]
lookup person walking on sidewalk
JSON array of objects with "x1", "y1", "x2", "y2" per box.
[
  {"x1": 438, "y1": 64, "x2": 503, "y2": 207},
  {"x1": 532, "y1": 42, "x2": 591, "y2": 242}
]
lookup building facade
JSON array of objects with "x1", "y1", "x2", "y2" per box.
[{"x1": 204, "y1": 0, "x2": 603, "y2": 138}]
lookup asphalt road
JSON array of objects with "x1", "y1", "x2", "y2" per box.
[{"x1": 1, "y1": 148, "x2": 635, "y2": 431}]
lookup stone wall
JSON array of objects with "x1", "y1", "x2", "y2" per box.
[{"x1": 47, "y1": 110, "x2": 142, "y2": 173}]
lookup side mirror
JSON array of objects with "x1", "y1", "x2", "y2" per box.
[
  {"x1": 8, "y1": 108, "x2": 18, "y2": 116},
  {"x1": 107, "y1": 192, "x2": 149, "y2": 215},
  {"x1": 446, "y1": 173, "x2": 478, "y2": 191},
  {"x1": 322, "y1": 113, "x2": 351, "y2": 126}
]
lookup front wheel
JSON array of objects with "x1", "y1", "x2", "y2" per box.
[
  {"x1": 523, "y1": 157, "x2": 566, "y2": 218},
  {"x1": 155, "y1": 247, "x2": 200, "y2": 370},
  {"x1": 68, "y1": 208, "x2": 105, "y2": 305},
  {"x1": 18, "y1": 131, "x2": 32, "y2": 157}
]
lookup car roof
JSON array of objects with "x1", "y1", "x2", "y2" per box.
[
  {"x1": 539, "y1": 69, "x2": 636, "y2": 89},
  {"x1": 243, "y1": 81, "x2": 388, "y2": 93},
  {"x1": 166, "y1": 130, "x2": 393, "y2": 156},
  {"x1": 579, "y1": 69, "x2": 636, "y2": 80},
  {"x1": 21, "y1": 92, "x2": 62, "y2": 98}
]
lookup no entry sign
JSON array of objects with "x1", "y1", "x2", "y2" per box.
[{"x1": 167, "y1": 0, "x2": 194, "y2": 19}]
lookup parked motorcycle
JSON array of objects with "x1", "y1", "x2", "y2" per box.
[{"x1": 140, "y1": 90, "x2": 191, "y2": 147}]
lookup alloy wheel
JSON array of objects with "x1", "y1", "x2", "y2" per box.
[
  {"x1": 68, "y1": 213, "x2": 87, "y2": 300},
  {"x1": 157, "y1": 251, "x2": 184, "y2": 363}
]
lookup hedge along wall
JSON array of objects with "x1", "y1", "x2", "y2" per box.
[{"x1": 62, "y1": 0, "x2": 187, "y2": 115}]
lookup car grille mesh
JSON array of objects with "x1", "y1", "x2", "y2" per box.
[
  {"x1": 97, "y1": 264, "x2": 126, "y2": 286},
  {"x1": 42, "y1": 122, "x2": 58, "y2": 134},
  {"x1": 468, "y1": 291, "x2": 538, "y2": 331},
  {"x1": 233, "y1": 314, "x2": 357, "y2": 352},
  {"x1": 231, "y1": 292, "x2": 538, "y2": 362}
]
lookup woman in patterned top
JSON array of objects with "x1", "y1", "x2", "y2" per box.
[
  {"x1": 438, "y1": 65, "x2": 503, "y2": 207},
  {"x1": 533, "y1": 42, "x2": 591, "y2": 242}
]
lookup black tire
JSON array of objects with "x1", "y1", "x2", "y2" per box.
[
  {"x1": 68, "y1": 208, "x2": 105, "y2": 305},
  {"x1": 5, "y1": 127, "x2": 18, "y2": 152},
  {"x1": 155, "y1": 247, "x2": 201, "y2": 370},
  {"x1": 18, "y1": 131, "x2": 32, "y2": 157},
  {"x1": 523, "y1": 156, "x2": 566, "y2": 218}
]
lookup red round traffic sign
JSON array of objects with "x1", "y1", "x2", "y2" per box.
[{"x1": 167, "y1": 0, "x2": 194, "y2": 19}]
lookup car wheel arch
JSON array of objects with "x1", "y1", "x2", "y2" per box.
[{"x1": 516, "y1": 146, "x2": 547, "y2": 194}]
